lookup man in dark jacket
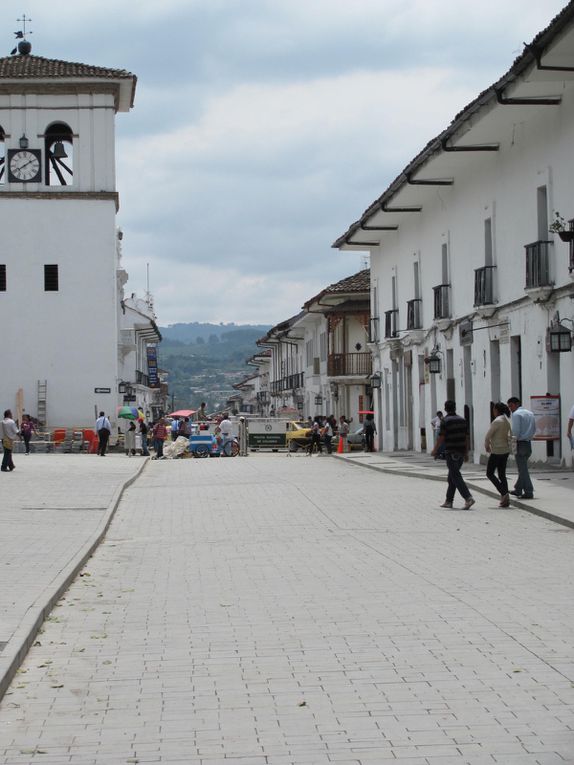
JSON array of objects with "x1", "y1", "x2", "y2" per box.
[{"x1": 431, "y1": 400, "x2": 475, "y2": 510}]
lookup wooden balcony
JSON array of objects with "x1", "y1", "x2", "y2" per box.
[{"x1": 328, "y1": 352, "x2": 372, "y2": 377}]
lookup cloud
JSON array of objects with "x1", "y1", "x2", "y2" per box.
[{"x1": 7, "y1": 0, "x2": 569, "y2": 325}]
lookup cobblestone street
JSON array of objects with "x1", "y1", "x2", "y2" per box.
[{"x1": 0, "y1": 453, "x2": 573, "y2": 764}]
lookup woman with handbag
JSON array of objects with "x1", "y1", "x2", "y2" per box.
[{"x1": 484, "y1": 402, "x2": 512, "y2": 507}]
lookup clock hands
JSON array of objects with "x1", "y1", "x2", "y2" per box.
[{"x1": 13, "y1": 156, "x2": 37, "y2": 171}]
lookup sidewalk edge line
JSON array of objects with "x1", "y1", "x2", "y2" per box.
[
  {"x1": 333, "y1": 454, "x2": 574, "y2": 529},
  {"x1": 0, "y1": 459, "x2": 148, "y2": 703}
]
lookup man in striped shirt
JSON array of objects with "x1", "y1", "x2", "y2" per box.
[{"x1": 431, "y1": 400, "x2": 475, "y2": 510}]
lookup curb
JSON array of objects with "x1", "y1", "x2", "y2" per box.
[
  {"x1": 0, "y1": 459, "x2": 148, "y2": 703},
  {"x1": 334, "y1": 454, "x2": 574, "y2": 530}
]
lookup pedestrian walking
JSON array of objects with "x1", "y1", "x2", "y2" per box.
[
  {"x1": 124, "y1": 421, "x2": 136, "y2": 456},
  {"x1": 152, "y1": 418, "x2": 168, "y2": 459},
  {"x1": 363, "y1": 413, "x2": 376, "y2": 452},
  {"x1": 431, "y1": 399, "x2": 475, "y2": 510},
  {"x1": 484, "y1": 402, "x2": 512, "y2": 507},
  {"x1": 20, "y1": 414, "x2": 35, "y2": 455},
  {"x1": 323, "y1": 418, "x2": 333, "y2": 454},
  {"x1": 95, "y1": 411, "x2": 112, "y2": 456},
  {"x1": 1, "y1": 409, "x2": 19, "y2": 472},
  {"x1": 566, "y1": 403, "x2": 574, "y2": 450},
  {"x1": 307, "y1": 419, "x2": 323, "y2": 455},
  {"x1": 507, "y1": 396, "x2": 536, "y2": 499},
  {"x1": 139, "y1": 420, "x2": 150, "y2": 456},
  {"x1": 338, "y1": 416, "x2": 350, "y2": 452}
]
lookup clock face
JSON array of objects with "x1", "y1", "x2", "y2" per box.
[{"x1": 7, "y1": 149, "x2": 42, "y2": 183}]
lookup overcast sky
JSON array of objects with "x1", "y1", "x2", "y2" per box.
[{"x1": 3, "y1": 0, "x2": 568, "y2": 325}]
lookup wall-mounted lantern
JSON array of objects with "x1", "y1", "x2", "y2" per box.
[
  {"x1": 425, "y1": 347, "x2": 443, "y2": 374},
  {"x1": 548, "y1": 315, "x2": 573, "y2": 353},
  {"x1": 370, "y1": 372, "x2": 382, "y2": 389},
  {"x1": 314, "y1": 394, "x2": 323, "y2": 406}
]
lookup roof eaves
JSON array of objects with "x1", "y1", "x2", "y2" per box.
[{"x1": 333, "y1": 1, "x2": 574, "y2": 249}]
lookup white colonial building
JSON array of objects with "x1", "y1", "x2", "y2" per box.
[
  {"x1": 0, "y1": 41, "x2": 160, "y2": 430},
  {"x1": 335, "y1": 3, "x2": 574, "y2": 465},
  {"x1": 253, "y1": 270, "x2": 373, "y2": 423}
]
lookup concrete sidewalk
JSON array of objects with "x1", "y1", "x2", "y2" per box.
[
  {"x1": 0, "y1": 454, "x2": 145, "y2": 701},
  {"x1": 335, "y1": 450, "x2": 574, "y2": 528}
]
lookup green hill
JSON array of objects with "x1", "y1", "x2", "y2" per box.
[{"x1": 159, "y1": 323, "x2": 271, "y2": 412}]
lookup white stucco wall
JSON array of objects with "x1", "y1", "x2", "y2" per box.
[
  {"x1": 369, "y1": 79, "x2": 574, "y2": 465},
  {"x1": 0, "y1": 198, "x2": 119, "y2": 427}
]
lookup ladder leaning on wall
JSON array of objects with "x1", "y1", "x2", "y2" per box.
[{"x1": 37, "y1": 380, "x2": 47, "y2": 427}]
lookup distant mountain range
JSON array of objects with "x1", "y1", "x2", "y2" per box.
[
  {"x1": 158, "y1": 322, "x2": 272, "y2": 412},
  {"x1": 160, "y1": 322, "x2": 271, "y2": 345}
]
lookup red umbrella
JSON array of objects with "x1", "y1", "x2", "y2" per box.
[{"x1": 168, "y1": 409, "x2": 196, "y2": 417}]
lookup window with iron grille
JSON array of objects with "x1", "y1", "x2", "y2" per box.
[
  {"x1": 368, "y1": 317, "x2": 379, "y2": 343},
  {"x1": 0, "y1": 264, "x2": 5, "y2": 291},
  {"x1": 474, "y1": 265, "x2": 495, "y2": 306},
  {"x1": 44, "y1": 264, "x2": 59, "y2": 291},
  {"x1": 433, "y1": 284, "x2": 450, "y2": 319},
  {"x1": 525, "y1": 241, "x2": 552, "y2": 288},
  {"x1": 406, "y1": 299, "x2": 422, "y2": 330},
  {"x1": 384, "y1": 309, "x2": 398, "y2": 338},
  {"x1": 305, "y1": 339, "x2": 313, "y2": 367},
  {"x1": 319, "y1": 332, "x2": 327, "y2": 362}
]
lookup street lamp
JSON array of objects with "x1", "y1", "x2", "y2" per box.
[
  {"x1": 549, "y1": 321, "x2": 573, "y2": 352},
  {"x1": 370, "y1": 372, "x2": 382, "y2": 389},
  {"x1": 425, "y1": 347, "x2": 443, "y2": 374}
]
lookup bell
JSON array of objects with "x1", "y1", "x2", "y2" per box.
[{"x1": 52, "y1": 141, "x2": 68, "y2": 159}]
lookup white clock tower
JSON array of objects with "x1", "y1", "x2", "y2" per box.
[{"x1": 0, "y1": 37, "x2": 136, "y2": 429}]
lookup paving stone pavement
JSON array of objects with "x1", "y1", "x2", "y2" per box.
[
  {"x1": 0, "y1": 455, "x2": 144, "y2": 699},
  {"x1": 0, "y1": 453, "x2": 573, "y2": 765}
]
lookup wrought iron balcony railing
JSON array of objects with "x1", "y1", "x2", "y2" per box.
[{"x1": 270, "y1": 372, "x2": 304, "y2": 394}]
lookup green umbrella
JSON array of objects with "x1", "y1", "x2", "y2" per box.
[{"x1": 117, "y1": 405, "x2": 138, "y2": 419}]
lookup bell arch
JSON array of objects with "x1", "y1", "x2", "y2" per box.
[{"x1": 44, "y1": 122, "x2": 73, "y2": 186}]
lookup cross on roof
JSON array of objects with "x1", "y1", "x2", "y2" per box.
[{"x1": 15, "y1": 14, "x2": 32, "y2": 39}]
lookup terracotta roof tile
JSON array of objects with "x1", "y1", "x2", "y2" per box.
[
  {"x1": 0, "y1": 54, "x2": 134, "y2": 80},
  {"x1": 325, "y1": 269, "x2": 370, "y2": 294},
  {"x1": 303, "y1": 269, "x2": 370, "y2": 308}
]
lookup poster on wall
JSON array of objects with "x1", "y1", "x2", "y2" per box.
[{"x1": 530, "y1": 395, "x2": 560, "y2": 441}]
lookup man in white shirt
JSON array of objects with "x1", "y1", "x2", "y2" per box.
[
  {"x1": 507, "y1": 397, "x2": 536, "y2": 499},
  {"x1": 1, "y1": 409, "x2": 20, "y2": 472},
  {"x1": 219, "y1": 414, "x2": 233, "y2": 456},
  {"x1": 95, "y1": 411, "x2": 112, "y2": 456}
]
